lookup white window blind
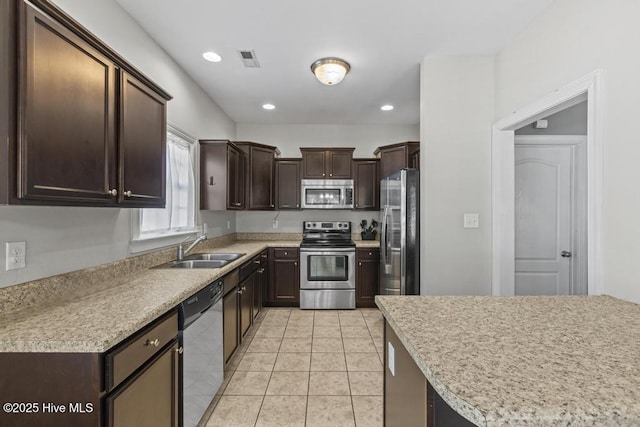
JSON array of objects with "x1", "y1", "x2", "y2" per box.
[{"x1": 139, "y1": 128, "x2": 196, "y2": 238}]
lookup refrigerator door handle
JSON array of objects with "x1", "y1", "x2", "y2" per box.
[{"x1": 382, "y1": 205, "x2": 390, "y2": 266}]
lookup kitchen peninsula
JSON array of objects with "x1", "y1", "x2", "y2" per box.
[{"x1": 376, "y1": 295, "x2": 640, "y2": 426}]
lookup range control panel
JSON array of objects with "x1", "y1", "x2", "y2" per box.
[{"x1": 303, "y1": 221, "x2": 351, "y2": 232}]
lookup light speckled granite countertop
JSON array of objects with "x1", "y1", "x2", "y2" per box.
[
  {"x1": 0, "y1": 239, "x2": 299, "y2": 353},
  {"x1": 375, "y1": 295, "x2": 640, "y2": 426},
  {"x1": 0, "y1": 236, "x2": 378, "y2": 353}
]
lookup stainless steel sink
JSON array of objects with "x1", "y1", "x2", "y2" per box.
[
  {"x1": 183, "y1": 253, "x2": 245, "y2": 261},
  {"x1": 154, "y1": 259, "x2": 230, "y2": 269}
]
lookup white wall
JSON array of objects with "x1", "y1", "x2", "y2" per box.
[
  {"x1": 420, "y1": 56, "x2": 495, "y2": 295},
  {"x1": 495, "y1": 0, "x2": 640, "y2": 303},
  {"x1": 235, "y1": 123, "x2": 419, "y2": 232},
  {"x1": 0, "y1": 0, "x2": 236, "y2": 288}
]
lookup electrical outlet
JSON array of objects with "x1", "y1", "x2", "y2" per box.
[
  {"x1": 6, "y1": 241, "x2": 26, "y2": 271},
  {"x1": 227, "y1": 220, "x2": 231, "y2": 230},
  {"x1": 272, "y1": 219, "x2": 278, "y2": 228}
]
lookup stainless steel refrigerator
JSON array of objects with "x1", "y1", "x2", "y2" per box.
[{"x1": 380, "y1": 168, "x2": 419, "y2": 295}]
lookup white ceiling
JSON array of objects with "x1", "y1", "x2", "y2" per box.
[{"x1": 115, "y1": 0, "x2": 554, "y2": 126}]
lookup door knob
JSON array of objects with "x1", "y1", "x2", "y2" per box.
[{"x1": 561, "y1": 251, "x2": 572, "y2": 258}]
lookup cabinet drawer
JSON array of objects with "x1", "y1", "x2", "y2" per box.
[
  {"x1": 223, "y1": 269, "x2": 240, "y2": 296},
  {"x1": 106, "y1": 310, "x2": 178, "y2": 391},
  {"x1": 240, "y1": 254, "x2": 261, "y2": 281},
  {"x1": 357, "y1": 248, "x2": 380, "y2": 261},
  {"x1": 273, "y1": 248, "x2": 299, "y2": 259}
]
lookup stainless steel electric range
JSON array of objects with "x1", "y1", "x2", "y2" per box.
[{"x1": 299, "y1": 221, "x2": 356, "y2": 309}]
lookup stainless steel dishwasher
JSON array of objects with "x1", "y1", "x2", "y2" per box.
[{"x1": 179, "y1": 279, "x2": 224, "y2": 427}]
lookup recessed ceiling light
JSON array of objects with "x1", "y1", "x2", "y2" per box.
[
  {"x1": 262, "y1": 103, "x2": 276, "y2": 110},
  {"x1": 381, "y1": 105, "x2": 394, "y2": 111},
  {"x1": 202, "y1": 51, "x2": 222, "y2": 63}
]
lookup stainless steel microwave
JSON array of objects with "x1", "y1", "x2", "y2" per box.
[{"x1": 301, "y1": 179, "x2": 354, "y2": 209}]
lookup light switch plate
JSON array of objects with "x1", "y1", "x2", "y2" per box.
[
  {"x1": 6, "y1": 241, "x2": 26, "y2": 271},
  {"x1": 463, "y1": 213, "x2": 480, "y2": 228}
]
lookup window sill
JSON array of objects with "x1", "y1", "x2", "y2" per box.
[{"x1": 130, "y1": 229, "x2": 200, "y2": 254}]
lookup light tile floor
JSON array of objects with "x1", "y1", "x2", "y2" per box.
[{"x1": 204, "y1": 308, "x2": 384, "y2": 427}]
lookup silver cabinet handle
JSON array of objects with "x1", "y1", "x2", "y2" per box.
[
  {"x1": 329, "y1": 173, "x2": 333, "y2": 177},
  {"x1": 145, "y1": 338, "x2": 160, "y2": 347},
  {"x1": 258, "y1": 268, "x2": 265, "y2": 273},
  {"x1": 124, "y1": 190, "x2": 133, "y2": 197},
  {"x1": 368, "y1": 252, "x2": 372, "y2": 256},
  {"x1": 175, "y1": 347, "x2": 184, "y2": 354},
  {"x1": 294, "y1": 261, "x2": 297, "y2": 266},
  {"x1": 322, "y1": 173, "x2": 325, "y2": 177},
  {"x1": 359, "y1": 262, "x2": 362, "y2": 266},
  {"x1": 108, "y1": 189, "x2": 118, "y2": 196},
  {"x1": 561, "y1": 251, "x2": 572, "y2": 258},
  {"x1": 254, "y1": 259, "x2": 261, "y2": 264}
]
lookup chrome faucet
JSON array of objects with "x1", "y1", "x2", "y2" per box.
[{"x1": 177, "y1": 232, "x2": 207, "y2": 260}]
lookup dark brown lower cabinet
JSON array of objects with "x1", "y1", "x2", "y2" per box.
[
  {"x1": 356, "y1": 248, "x2": 380, "y2": 308},
  {"x1": 239, "y1": 276, "x2": 253, "y2": 338},
  {"x1": 266, "y1": 248, "x2": 299, "y2": 306},
  {"x1": 253, "y1": 252, "x2": 268, "y2": 319},
  {"x1": 222, "y1": 269, "x2": 240, "y2": 363},
  {"x1": 223, "y1": 252, "x2": 267, "y2": 364},
  {"x1": 106, "y1": 340, "x2": 179, "y2": 427},
  {"x1": 384, "y1": 321, "x2": 475, "y2": 427},
  {"x1": 0, "y1": 310, "x2": 179, "y2": 427}
]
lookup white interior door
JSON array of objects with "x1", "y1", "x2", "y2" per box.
[{"x1": 514, "y1": 143, "x2": 574, "y2": 295}]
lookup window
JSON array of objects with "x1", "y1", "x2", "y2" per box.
[{"x1": 131, "y1": 125, "x2": 197, "y2": 250}]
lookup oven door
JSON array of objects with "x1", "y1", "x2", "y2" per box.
[{"x1": 300, "y1": 248, "x2": 355, "y2": 290}]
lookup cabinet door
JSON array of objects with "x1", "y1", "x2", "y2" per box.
[
  {"x1": 273, "y1": 259, "x2": 299, "y2": 303},
  {"x1": 253, "y1": 265, "x2": 265, "y2": 319},
  {"x1": 356, "y1": 249, "x2": 380, "y2": 308},
  {"x1": 328, "y1": 150, "x2": 353, "y2": 178},
  {"x1": 302, "y1": 150, "x2": 327, "y2": 178},
  {"x1": 239, "y1": 276, "x2": 253, "y2": 337},
  {"x1": 18, "y1": 4, "x2": 117, "y2": 204},
  {"x1": 199, "y1": 142, "x2": 227, "y2": 211},
  {"x1": 223, "y1": 289, "x2": 239, "y2": 363},
  {"x1": 354, "y1": 160, "x2": 379, "y2": 210},
  {"x1": 227, "y1": 145, "x2": 245, "y2": 209},
  {"x1": 106, "y1": 340, "x2": 179, "y2": 427},
  {"x1": 379, "y1": 145, "x2": 408, "y2": 180},
  {"x1": 248, "y1": 145, "x2": 275, "y2": 210},
  {"x1": 119, "y1": 71, "x2": 167, "y2": 207},
  {"x1": 275, "y1": 159, "x2": 301, "y2": 209}
]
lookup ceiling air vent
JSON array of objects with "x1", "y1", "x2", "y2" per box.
[{"x1": 238, "y1": 50, "x2": 260, "y2": 68}]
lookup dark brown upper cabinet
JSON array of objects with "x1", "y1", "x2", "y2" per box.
[
  {"x1": 235, "y1": 141, "x2": 277, "y2": 210},
  {"x1": 353, "y1": 158, "x2": 380, "y2": 210},
  {"x1": 375, "y1": 141, "x2": 420, "y2": 180},
  {"x1": 118, "y1": 71, "x2": 167, "y2": 207},
  {"x1": 199, "y1": 140, "x2": 245, "y2": 210},
  {"x1": 275, "y1": 158, "x2": 302, "y2": 210},
  {"x1": 0, "y1": 0, "x2": 171, "y2": 207},
  {"x1": 300, "y1": 148, "x2": 354, "y2": 179}
]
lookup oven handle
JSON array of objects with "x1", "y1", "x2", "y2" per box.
[{"x1": 300, "y1": 248, "x2": 356, "y2": 254}]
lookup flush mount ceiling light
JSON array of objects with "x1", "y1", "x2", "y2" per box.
[
  {"x1": 381, "y1": 104, "x2": 394, "y2": 111},
  {"x1": 202, "y1": 51, "x2": 222, "y2": 63},
  {"x1": 311, "y1": 57, "x2": 350, "y2": 85},
  {"x1": 262, "y1": 103, "x2": 276, "y2": 110}
]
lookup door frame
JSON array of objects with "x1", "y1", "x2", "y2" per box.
[
  {"x1": 514, "y1": 135, "x2": 588, "y2": 295},
  {"x1": 491, "y1": 70, "x2": 603, "y2": 296}
]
